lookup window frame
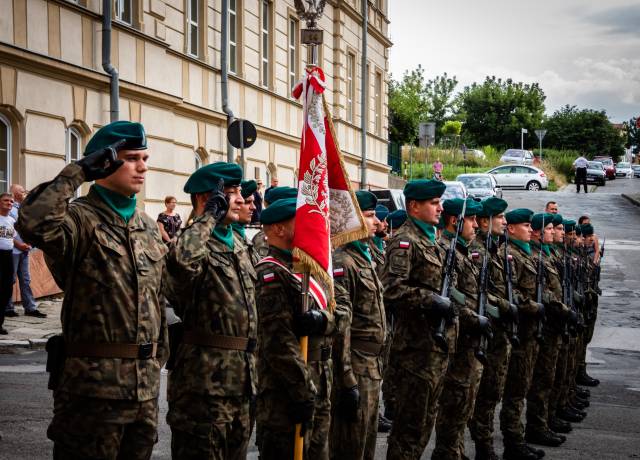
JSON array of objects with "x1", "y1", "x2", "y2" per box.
[
  {"x1": 374, "y1": 70, "x2": 383, "y2": 136},
  {"x1": 260, "y1": 0, "x2": 272, "y2": 88},
  {"x1": 195, "y1": 152, "x2": 203, "y2": 170},
  {"x1": 186, "y1": 0, "x2": 200, "y2": 58},
  {"x1": 228, "y1": 0, "x2": 238, "y2": 74},
  {"x1": 114, "y1": 0, "x2": 133, "y2": 26},
  {"x1": 0, "y1": 114, "x2": 10, "y2": 194},
  {"x1": 65, "y1": 127, "x2": 82, "y2": 165},
  {"x1": 288, "y1": 16, "x2": 299, "y2": 94},
  {"x1": 346, "y1": 52, "x2": 356, "y2": 123}
]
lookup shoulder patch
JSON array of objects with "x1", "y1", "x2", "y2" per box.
[
  {"x1": 263, "y1": 272, "x2": 276, "y2": 283},
  {"x1": 333, "y1": 267, "x2": 345, "y2": 277},
  {"x1": 471, "y1": 251, "x2": 480, "y2": 260},
  {"x1": 399, "y1": 241, "x2": 410, "y2": 249}
]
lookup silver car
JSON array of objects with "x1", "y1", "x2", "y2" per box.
[
  {"x1": 500, "y1": 149, "x2": 535, "y2": 165},
  {"x1": 455, "y1": 173, "x2": 503, "y2": 200},
  {"x1": 486, "y1": 165, "x2": 549, "y2": 191},
  {"x1": 442, "y1": 181, "x2": 468, "y2": 200}
]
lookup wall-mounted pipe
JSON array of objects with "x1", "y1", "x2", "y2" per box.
[
  {"x1": 221, "y1": 0, "x2": 235, "y2": 162},
  {"x1": 102, "y1": 0, "x2": 119, "y2": 122},
  {"x1": 360, "y1": 0, "x2": 368, "y2": 189}
]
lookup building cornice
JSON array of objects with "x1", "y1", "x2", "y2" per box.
[{"x1": 328, "y1": 0, "x2": 393, "y2": 48}]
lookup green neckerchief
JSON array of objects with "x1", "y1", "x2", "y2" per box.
[
  {"x1": 212, "y1": 224, "x2": 234, "y2": 250},
  {"x1": 443, "y1": 229, "x2": 468, "y2": 247},
  {"x1": 92, "y1": 184, "x2": 137, "y2": 223},
  {"x1": 350, "y1": 240, "x2": 372, "y2": 263},
  {"x1": 231, "y1": 222, "x2": 246, "y2": 239},
  {"x1": 541, "y1": 243, "x2": 551, "y2": 257},
  {"x1": 410, "y1": 217, "x2": 436, "y2": 243},
  {"x1": 511, "y1": 238, "x2": 531, "y2": 256},
  {"x1": 372, "y1": 236, "x2": 385, "y2": 251}
]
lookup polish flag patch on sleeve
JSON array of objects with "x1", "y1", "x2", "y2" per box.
[
  {"x1": 399, "y1": 241, "x2": 410, "y2": 249},
  {"x1": 263, "y1": 272, "x2": 276, "y2": 283},
  {"x1": 333, "y1": 267, "x2": 345, "y2": 277}
]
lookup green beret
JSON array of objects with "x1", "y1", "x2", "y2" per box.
[
  {"x1": 505, "y1": 208, "x2": 534, "y2": 225},
  {"x1": 477, "y1": 197, "x2": 508, "y2": 218},
  {"x1": 575, "y1": 225, "x2": 582, "y2": 236},
  {"x1": 563, "y1": 219, "x2": 576, "y2": 233},
  {"x1": 241, "y1": 180, "x2": 257, "y2": 199},
  {"x1": 184, "y1": 162, "x2": 243, "y2": 194},
  {"x1": 264, "y1": 186, "x2": 297, "y2": 205},
  {"x1": 552, "y1": 214, "x2": 564, "y2": 226},
  {"x1": 403, "y1": 179, "x2": 446, "y2": 201},
  {"x1": 442, "y1": 198, "x2": 483, "y2": 217},
  {"x1": 531, "y1": 213, "x2": 555, "y2": 230},
  {"x1": 375, "y1": 204, "x2": 389, "y2": 221},
  {"x1": 261, "y1": 198, "x2": 297, "y2": 224},
  {"x1": 387, "y1": 209, "x2": 407, "y2": 230},
  {"x1": 355, "y1": 191, "x2": 378, "y2": 211},
  {"x1": 580, "y1": 223, "x2": 594, "y2": 236},
  {"x1": 84, "y1": 121, "x2": 147, "y2": 155}
]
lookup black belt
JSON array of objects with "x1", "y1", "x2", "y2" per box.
[{"x1": 66, "y1": 342, "x2": 157, "y2": 360}]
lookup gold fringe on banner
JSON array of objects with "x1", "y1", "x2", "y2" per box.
[{"x1": 293, "y1": 247, "x2": 336, "y2": 313}]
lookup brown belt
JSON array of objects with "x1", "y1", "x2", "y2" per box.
[
  {"x1": 183, "y1": 331, "x2": 257, "y2": 352},
  {"x1": 307, "y1": 346, "x2": 331, "y2": 362},
  {"x1": 66, "y1": 342, "x2": 158, "y2": 360},
  {"x1": 351, "y1": 339, "x2": 383, "y2": 355}
]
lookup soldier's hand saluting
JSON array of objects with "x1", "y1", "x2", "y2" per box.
[
  {"x1": 76, "y1": 139, "x2": 126, "y2": 181},
  {"x1": 204, "y1": 178, "x2": 230, "y2": 222}
]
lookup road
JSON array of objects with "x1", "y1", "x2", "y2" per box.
[{"x1": 1, "y1": 178, "x2": 640, "y2": 460}]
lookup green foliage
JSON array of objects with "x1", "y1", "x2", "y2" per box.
[
  {"x1": 544, "y1": 105, "x2": 625, "y2": 160},
  {"x1": 426, "y1": 73, "x2": 459, "y2": 132},
  {"x1": 442, "y1": 120, "x2": 462, "y2": 136},
  {"x1": 455, "y1": 76, "x2": 546, "y2": 149},
  {"x1": 623, "y1": 117, "x2": 639, "y2": 155}
]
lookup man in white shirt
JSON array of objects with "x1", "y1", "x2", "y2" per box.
[
  {"x1": 0, "y1": 192, "x2": 16, "y2": 334},
  {"x1": 573, "y1": 156, "x2": 589, "y2": 193}
]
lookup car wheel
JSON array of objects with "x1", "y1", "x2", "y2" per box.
[
  {"x1": 600, "y1": 180, "x2": 606, "y2": 186},
  {"x1": 526, "y1": 181, "x2": 541, "y2": 191}
]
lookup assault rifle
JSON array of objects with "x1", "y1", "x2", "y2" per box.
[
  {"x1": 503, "y1": 229, "x2": 519, "y2": 346},
  {"x1": 475, "y1": 215, "x2": 492, "y2": 365},
  {"x1": 535, "y1": 217, "x2": 545, "y2": 343},
  {"x1": 562, "y1": 236, "x2": 576, "y2": 340},
  {"x1": 433, "y1": 198, "x2": 467, "y2": 352}
]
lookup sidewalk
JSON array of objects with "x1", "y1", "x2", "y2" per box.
[
  {"x1": 0, "y1": 298, "x2": 62, "y2": 350},
  {"x1": 622, "y1": 193, "x2": 640, "y2": 207}
]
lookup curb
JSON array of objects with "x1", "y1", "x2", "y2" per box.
[
  {"x1": 0, "y1": 338, "x2": 49, "y2": 351},
  {"x1": 622, "y1": 194, "x2": 640, "y2": 207}
]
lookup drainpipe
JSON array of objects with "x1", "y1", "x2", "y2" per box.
[
  {"x1": 102, "y1": 0, "x2": 119, "y2": 122},
  {"x1": 360, "y1": 0, "x2": 368, "y2": 189},
  {"x1": 221, "y1": 0, "x2": 235, "y2": 162}
]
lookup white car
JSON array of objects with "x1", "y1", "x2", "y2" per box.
[
  {"x1": 615, "y1": 162, "x2": 634, "y2": 178},
  {"x1": 455, "y1": 173, "x2": 503, "y2": 200},
  {"x1": 442, "y1": 181, "x2": 468, "y2": 200},
  {"x1": 499, "y1": 149, "x2": 535, "y2": 165},
  {"x1": 486, "y1": 165, "x2": 549, "y2": 191},
  {"x1": 465, "y1": 149, "x2": 486, "y2": 160}
]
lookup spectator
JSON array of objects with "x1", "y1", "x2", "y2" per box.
[
  {"x1": 157, "y1": 196, "x2": 182, "y2": 244},
  {"x1": 573, "y1": 155, "x2": 589, "y2": 193},
  {"x1": 0, "y1": 192, "x2": 16, "y2": 334},
  {"x1": 5, "y1": 184, "x2": 46, "y2": 318},
  {"x1": 545, "y1": 201, "x2": 558, "y2": 214},
  {"x1": 432, "y1": 158, "x2": 443, "y2": 180},
  {"x1": 265, "y1": 177, "x2": 279, "y2": 195},
  {"x1": 251, "y1": 179, "x2": 264, "y2": 224}
]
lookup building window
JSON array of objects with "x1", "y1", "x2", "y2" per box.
[
  {"x1": 260, "y1": 0, "x2": 271, "y2": 88},
  {"x1": 228, "y1": 0, "x2": 238, "y2": 74},
  {"x1": 0, "y1": 115, "x2": 10, "y2": 194},
  {"x1": 187, "y1": 0, "x2": 200, "y2": 57},
  {"x1": 288, "y1": 18, "x2": 299, "y2": 92},
  {"x1": 115, "y1": 0, "x2": 132, "y2": 25},
  {"x1": 195, "y1": 152, "x2": 202, "y2": 170},
  {"x1": 374, "y1": 71, "x2": 382, "y2": 135},
  {"x1": 66, "y1": 128, "x2": 81, "y2": 164},
  {"x1": 346, "y1": 52, "x2": 355, "y2": 123}
]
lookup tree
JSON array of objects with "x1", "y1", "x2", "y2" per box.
[
  {"x1": 425, "y1": 73, "x2": 459, "y2": 132},
  {"x1": 544, "y1": 105, "x2": 625, "y2": 159},
  {"x1": 388, "y1": 65, "x2": 430, "y2": 145},
  {"x1": 455, "y1": 76, "x2": 546, "y2": 148},
  {"x1": 441, "y1": 120, "x2": 462, "y2": 136},
  {"x1": 623, "y1": 117, "x2": 640, "y2": 155}
]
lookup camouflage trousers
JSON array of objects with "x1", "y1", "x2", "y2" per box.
[
  {"x1": 330, "y1": 374, "x2": 380, "y2": 460},
  {"x1": 468, "y1": 329, "x2": 512, "y2": 449},
  {"x1": 381, "y1": 317, "x2": 397, "y2": 416},
  {"x1": 432, "y1": 346, "x2": 483, "y2": 460},
  {"x1": 48, "y1": 391, "x2": 158, "y2": 460},
  {"x1": 549, "y1": 337, "x2": 570, "y2": 415},
  {"x1": 386, "y1": 351, "x2": 450, "y2": 460},
  {"x1": 562, "y1": 336, "x2": 579, "y2": 407},
  {"x1": 499, "y1": 338, "x2": 539, "y2": 445},
  {"x1": 526, "y1": 332, "x2": 562, "y2": 433},
  {"x1": 167, "y1": 394, "x2": 251, "y2": 460},
  {"x1": 577, "y1": 311, "x2": 597, "y2": 370}
]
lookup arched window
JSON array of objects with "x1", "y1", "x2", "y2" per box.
[
  {"x1": 0, "y1": 114, "x2": 11, "y2": 194},
  {"x1": 195, "y1": 152, "x2": 203, "y2": 170},
  {"x1": 66, "y1": 127, "x2": 82, "y2": 164}
]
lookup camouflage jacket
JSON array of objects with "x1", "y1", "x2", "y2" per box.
[
  {"x1": 507, "y1": 240, "x2": 541, "y2": 342},
  {"x1": 381, "y1": 217, "x2": 458, "y2": 374},
  {"x1": 531, "y1": 241, "x2": 569, "y2": 334},
  {"x1": 165, "y1": 215, "x2": 257, "y2": 400},
  {"x1": 17, "y1": 163, "x2": 168, "y2": 401},
  {"x1": 255, "y1": 246, "x2": 335, "y2": 413},
  {"x1": 369, "y1": 238, "x2": 386, "y2": 278},
  {"x1": 233, "y1": 228, "x2": 260, "y2": 266},
  {"x1": 332, "y1": 243, "x2": 386, "y2": 389},
  {"x1": 252, "y1": 230, "x2": 269, "y2": 258}
]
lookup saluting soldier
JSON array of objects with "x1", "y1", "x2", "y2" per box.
[
  {"x1": 17, "y1": 121, "x2": 169, "y2": 459},
  {"x1": 232, "y1": 179, "x2": 260, "y2": 265},
  {"x1": 330, "y1": 191, "x2": 386, "y2": 459},
  {"x1": 254, "y1": 198, "x2": 336, "y2": 460},
  {"x1": 370, "y1": 204, "x2": 389, "y2": 276},
  {"x1": 164, "y1": 162, "x2": 258, "y2": 459},
  {"x1": 381, "y1": 179, "x2": 457, "y2": 460},
  {"x1": 252, "y1": 186, "x2": 298, "y2": 258}
]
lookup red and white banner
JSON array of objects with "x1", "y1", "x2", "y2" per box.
[{"x1": 291, "y1": 66, "x2": 367, "y2": 308}]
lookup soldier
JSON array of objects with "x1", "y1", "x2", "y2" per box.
[
  {"x1": 164, "y1": 162, "x2": 257, "y2": 459},
  {"x1": 17, "y1": 121, "x2": 168, "y2": 459},
  {"x1": 254, "y1": 197, "x2": 336, "y2": 460},
  {"x1": 330, "y1": 191, "x2": 386, "y2": 459},
  {"x1": 499, "y1": 208, "x2": 546, "y2": 460},
  {"x1": 381, "y1": 179, "x2": 457, "y2": 460},
  {"x1": 386, "y1": 209, "x2": 407, "y2": 237},
  {"x1": 252, "y1": 186, "x2": 298, "y2": 258},
  {"x1": 433, "y1": 197, "x2": 490, "y2": 460},
  {"x1": 232, "y1": 179, "x2": 259, "y2": 265},
  {"x1": 525, "y1": 213, "x2": 570, "y2": 447},
  {"x1": 468, "y1": 197, "x2": 517, "y2": 460},
  {"x1": 371, "y1": 204, "x2": 389, "y2": 275}
]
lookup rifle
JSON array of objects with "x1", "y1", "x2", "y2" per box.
[
  {"x1": 475, "y1": 216, "x2": 492, "y2": 365},
  {"x1": 433, "y1": 198, "x2": 467, "y2": 352},
  {"x1": 562, "y1": 236, "x2": 575, "y2": 340},
  {"x1": 503, "y1": 229, "x2": 519, "y2": 346},
  {"x1": 535, "y1": 217, "x2": 545, "y2": 343},
  {"x1": 595, "y1": 237, "x2": 605, "y2": 286}
]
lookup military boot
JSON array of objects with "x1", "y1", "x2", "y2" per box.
[
  {"x1": 576, "y1": 387, "x2": 591, "y2": 399},
  {"x1": 571, "y1": 396, "x2": 588, "y2": 410},
  {"x1": 525, "y1": 430, "x2": 565, "y2": 447},
  {"x1": 503, "y1": 443, "x2": 538, "y2": 460},
  {"x1": 576, "y1": 368, "x2": 600, "y2": 387},
  {"x1": 557, "y1": 407, "x2": 584, "y2": 423},
  {"x1": 525, "y1": 444, "x2": 545, "y2": 459},
  {"x1": 567, "y1": 403, "x2": 587, "y2": 418},
  {"x1": 475, "y1": 443, "x2": 500, "y2": 460},
  {"x1": 549, "y1": 416, "x2": 572, "y2": 434},
  {"x1": 378, "y1": 414, "x2": 392, "y2": 433}
]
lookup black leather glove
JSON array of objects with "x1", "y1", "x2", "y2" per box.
[
  {"x1": 568, "y1": 309, "x2": 578, "y2": 327},
  {"x1": 289, "y1": 398, "x2": 315, "y2": 436},
  {"x1": 477, "y1": 315, "x2": 493, "y2": 340},
  {"x1": 76, "y1": 139, "x2": 125, "y2": 181},
  {"x1": 204, "y1": 178, "x2": 230, "y2": 222},
  {"x1": 429, "y1": 294, "x2": 454, "y2": 321},
  {"x1": 534, "y1": 302, "x2": 545, "y2": 320},
  {"x1": 506, "y1": 303, "x2": 519, "y2": 323},
  {"x1": 294, "y1": 309, "x2": 327, "y2": 337},
  {"x1": 338, "y1": 385, "x2": 360, "y2": 422}
]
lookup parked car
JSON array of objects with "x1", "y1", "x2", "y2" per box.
[
  {"x1": 486, "y1": 164, "x2": 549, "y2": 191},
  {"x1": 586, "y1": 161, "x2": 606, "y2": 186},
  {"x1": 499, "y1": 149, "x2": 535, "y2": 165},
  {"x1": 615, "y1": 162, "x2": 634, "y2": 178},
  {"x1": 370, "y1": 189, "x2": 405, "y2": 211},
  {"x1": 455, "y1": 173, "x2": 503, "y2": 200},
  {"x1": 465, "y1": 149, "x2": 486, "y2": 160},
  {"x1": 442, "y1": 181, "x2": 468, "y2": 201},
  {"x1": 593, "y1": 156, "x2": 616, "y2": 180},
  {"x1": 632, "y1": 164, "x2": 640, "y2": 178}
]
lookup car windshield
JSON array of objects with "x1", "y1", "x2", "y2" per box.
[
  {"x1": 443, "y1": 185, "x2": 465, "y2": 200},
  {"x1": 588, "y1": 162, "x2": 603, "y2": 168},
  {"x1": 633, "y1": 165, "x2": 640, "y2": 170},
  {"x1": 505, "y1": 151, "x2": 522, "y2": 157},
  {"x1": 595, "y1": 158, "x2": 612, "y2": 166},
  {"x1": 458, "y1": 176, "x2": 492, "y2": 189},
  {"x1": 618, "y1": 162, "x2": 630, "y2": 168}
]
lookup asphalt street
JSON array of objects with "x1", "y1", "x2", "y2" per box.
[{"x1": 1, "y1": 177, "x2": 639, "y2": 460}]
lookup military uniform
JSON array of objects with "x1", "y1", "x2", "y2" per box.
[
  {"x1": 18, "y1": 121, "x2": 168, "y2": 460},
  {"x1": 233, "y1": 225, "x2": 260, "y2": 266},
  {"x1": 330, "y1": 241, "x2": 386, "y2": 460},
  {"x1": 252, "y1": 230, "x2": 269, "y2": 258}
]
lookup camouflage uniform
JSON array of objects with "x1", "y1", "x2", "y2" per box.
[
  {"x1": 255, "y1": 246, "x2": 335, "y2": 460},
  {"x1": 233, "y1": 226, "x2": 260, "y2": 266},
  {"x1": 164, "y1": 215, "x2": 257, "y2": 460},
  {"x1": 433, "y1": 231, "x2": 483, "y2": 460},
  {"x1": 17, "y1": 163, "x2": 168, "y2": 459},
  {"x1": 381, "y1": 218, "x2": 458, "y2": 460},
  {"x1": 330, "y1": 242, "x2": 386, "y2": 460},
  {"x1": 576, "y1": 246, "x2": 598, "y2": 374},
  {"x1": 252, "y1": 230, "x2": 269, "y2": 258},
  {"x1": 468, "y1": 231, "x2": 513, "y2": 455}
]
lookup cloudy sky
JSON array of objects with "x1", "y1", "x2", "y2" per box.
[{"x1": 388, "y1": 0, "x2": 640, "y2": 123}]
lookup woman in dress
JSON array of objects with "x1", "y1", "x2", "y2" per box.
[{"x1": 157, "y1": 196, "x2": 182, "y2": 243}]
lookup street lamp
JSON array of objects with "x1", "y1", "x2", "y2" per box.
[
  {"x1": 521, "y1": 128, "x2": 528, "y2": 150},
  {"x1": 535, "y1": 129, "x2": 547, "y2": 162}
]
